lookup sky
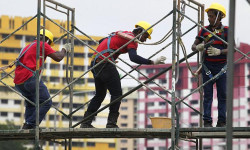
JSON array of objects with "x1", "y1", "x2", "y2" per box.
[{"x1": 0, "y1": 0, "x2": 250, "y2": 86}]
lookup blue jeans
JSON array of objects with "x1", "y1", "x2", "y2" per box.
[
  {"x1": 86, "y1": 62, "x2": 122, "y2": 114},
  {"x1": 15, "y1": 76, "x2": 52, "y2": 127},
  {"x1": 202, "y1": 62, "x2": 227, "y2": 122}
]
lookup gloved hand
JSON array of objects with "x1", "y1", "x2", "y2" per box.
[
  {"x1": 207, "y1": 46, "x2": 221, "y2": 56},
  {"x1": 63, "y1": 43, "x2": 71, "y2": 53},
  {"x1": 196, "y1": 43, "x2": 205, "y2": 52},
  {"x1": 153, "y1": 56, "x2": 166, "y2": 65}
]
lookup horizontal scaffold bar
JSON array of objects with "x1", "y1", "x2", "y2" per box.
[{"x1": 0, "y1": 127, "x2": 250, "y2": 141}]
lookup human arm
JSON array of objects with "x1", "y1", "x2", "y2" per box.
[
  {"x1": 48, "y1": 43, "x2": 71, "y2": 62},
  {"x1": 128, "y1": 49, "x2": 166, "y2": 65},
  {"x1": 128, "y1": 48, "x2": 152, "y2": 64}
]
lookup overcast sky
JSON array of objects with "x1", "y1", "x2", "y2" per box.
[{"x1": 0, "y1": 0, "x2": 249, "y2": 85}]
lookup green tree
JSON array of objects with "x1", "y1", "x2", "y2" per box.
[{"x1": 0, "y1": 120, "x2": 31, "y2": 150}]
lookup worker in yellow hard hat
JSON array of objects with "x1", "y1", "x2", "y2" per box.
[
  {"x1": 191, "y1": 3, "x2": 230, "y2": 128},
  {"x1": 14, "y1": 29, "x2": 71, "y2": 129},
  {"x1": 80, "y1": 21, "x2": 166, "y2": 128}
]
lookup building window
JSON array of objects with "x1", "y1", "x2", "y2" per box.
[
  {"x1": 15, "y1": 35, "x2": 22, "y2": 40},
  {"x1": 14, "y1": 100, "x2": 21, "y2": 105},
  {"x1": 122, "y1": 99, "x2": 128, "y2": 102},
  {"x1": 14, "y1": 113, "x2": 21, "y2": 117},
  {"x1": 1, "y1": 60, "x2": 8, "y2": 65},
  {"x1": 190, "y1": 100, "x2": 198, "y2": 105},
  {"x1": 147, "y1": 90, "x2": 154, "y2": 96},
  {"x1": 121, "y1": 115, "x2": 128, "y2": 119},
  {"x1": 159, "y1": 113, "x2": 166, "y2": 117},
  {"x1": 72, "y1": 142, "x2": 84, "y2": 147},
  {"x1": 50, "y1": 64, "x2": 60, "y2": 70},
  {"x1": 121, "y1": 148, "x2": 127, "y2": 150},
  {"x1": 159, "y1": 79, "x2": 166, "y2": 84},
  {"x1": 1, "y1": 99, "x2": 8, "y2": 104},
  {"x1": 191, "y1": 112, "x2": 198, "y2": 116},
  {"x1": 146, "y1": 147, "x2": 154, "y2": 150},
  {"x1": 191, "y1": 123, "x2": 198, "y2": 127},
  {"x1": 147, "y1": 102, "x2": 154, "y2": 107},
  {"x1": 146, "y1": 69, "x2": 154, "y2": 74},
  {"x1": 159, "y1": 147, "x2": 166, "y2": 150},
  {"x1": 121, "y1": 123, "x2": 127, "y2": 127},
  {"x1": 87, "y1": 78, "x2": 94, "y2": 83},
  {"x1": 50, "y1": 77, "x2": 60, "y2": 83},
  {"x1": 108, "y1": 143, "x2": 115, "y2": 148},
  {"x1": 0, "y1": 112, "x2": 8, "y2": 117},
  {"x1": 87, "y1": 142, "x2": 95, "y2": 147},
  {"x1": 121, "y1": 139, "x2": 127, "y2": 143},
  {"x1": 159, "y1": 101, "x2": 166, "y2": 106},
  {"x1": 248, "y1": 109, "x2": 250, "y2": 115},
  {"x1": 121, "y1": 107, "x2": 128, "y2": 110},
  {"x1": 203, "y1": 146, "x2": 211, "y2": 150},
  {"x1": 159, "y1": 90, "x2": 167, "y2": 95}
]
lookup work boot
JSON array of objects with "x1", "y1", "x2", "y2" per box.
[
  {"x1": 80, "y1": 111, "x2": 95, "y2": 128},
  {"x1": 204, "y1": 120, "x2": 213, "y2": 127},
  {"x1": 22, "y1": 123, "x2": 35, "y2": 129},
  {"x1": 216, "y1": 121, "x2": 226, "y2": 127},
  {"x1": 106, "y1": 112, "x2": 120, "y2": 128}
]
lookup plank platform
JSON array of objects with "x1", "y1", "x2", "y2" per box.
[{"x1": 0, "y1": 127, "x2": 249, "y2": 141}]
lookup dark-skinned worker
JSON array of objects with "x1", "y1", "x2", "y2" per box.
[
  {"x1": 191, "y1": 3, "x2": 229, "y2": 127},
  {"x1": 14, "y1": 29, "x2": 71, "y2": 129},
  {"x1": 80, "y1": 21, "x2": 166, "y2": 128}
]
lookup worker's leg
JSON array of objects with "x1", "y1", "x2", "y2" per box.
[
  {"x1": 15, "y1": 83, "x2": 36, "y2": 129},
  {"x1": 21, "y1": 76, "x2": 52, "y2": 127},
  {"x1": 81, "y1": 62, "x2": 107, "y2": 128},
  {"x1": 102, "y1": 63, "x2": 122, "y2": 128},
  {"x1": 216, "y1": 67, "x2": 227, "y2": 127},
  {"x1": 202, "y1": 66, "x2": 214, "y2": 127}
]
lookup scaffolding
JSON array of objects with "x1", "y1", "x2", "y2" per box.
[{"x1": 0, "y1": 0, "x2": 250, "y2": 150}]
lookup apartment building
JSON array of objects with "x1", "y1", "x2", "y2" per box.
[
  {"x1": 137, "y1": 43, "x2": 250, "y2": 150},
  {"x1": 0, "y1": 15, "x2": 117, "y2": 150}
]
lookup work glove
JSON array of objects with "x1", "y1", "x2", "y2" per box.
[
  {"x1": 207, "y1": 46, "x2": 221, "y2": 56},
  {"x1": 196, "y1": 43, "x2": 205, "y2": 52},
  {"x1": 153, "y1": 56, "x2": 166, "y2": 65},
  {"x1": 63, "y1": 43, "x2": 71, "y2": 53}
]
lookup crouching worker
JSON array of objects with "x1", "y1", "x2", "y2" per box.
[
  {"x1": 14, "y1": 29, "x2": 71, "y2": 129},
  {"x1": 80, "y1": 21, "x2": 166, "y2": 128}
]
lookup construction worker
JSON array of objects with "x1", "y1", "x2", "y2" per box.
[
  {"x1": 14, "y1": 29, "x2": 71, "y2": 129},
  {"x1": 192, "y1": 3, "x2": 229, "y2": 127},
  {"x1": 80, "y1": 21, "x2": 166, "y2": 128}
]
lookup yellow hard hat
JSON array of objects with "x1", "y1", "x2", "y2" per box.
[
  {"x1": 205, "y1": 3, "x2": 226, "y2": 18},
  {"x1": 40, "y1": 29, "x2": 54, "y2": 46},
  {"x1": 135, "y1": 21, "x2": 153, "y2": 39}
]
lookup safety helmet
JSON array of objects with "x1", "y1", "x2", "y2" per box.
[
  {"x1": 135, "y1": 21, "x2": 153, "y2": 39},
  {"x1": 40, "y1": 29, "x2": 54, "y2": 46},
  {"x1": 205, "y1": 3, "x2": 226, "y2": 18}
]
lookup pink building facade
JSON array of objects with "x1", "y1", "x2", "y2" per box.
[{"x1": 137, "y1": 43, "x2": 250, "y2": 150}]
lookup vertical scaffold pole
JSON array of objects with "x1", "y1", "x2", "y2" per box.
[
  {"x1": 68, "y1": 8, "x2": 75, "y2": 150},
  {"x1": 226, "y1": 0, "x2": 236, "y2": 149},
  {"x1": 35, "y1": 0, "x2": 41, "y2": 149},
  {"x1": 171, "y1": 0, "x2": 177, "y2": 149}
]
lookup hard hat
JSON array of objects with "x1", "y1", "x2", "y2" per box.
[
  {"x1": 135, "y1": 21, "x2": 153, "y2": 39},
  {"x1": 40, "y1": 29, "x2": 54, "y2": 46},
  {"x1": 205, "y1": 3, "x2": 226, "y2": 18}
]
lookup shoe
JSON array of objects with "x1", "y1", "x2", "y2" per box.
[
  {"x1": 22, "y1": 123, "x2": 34, "y2": 129},
  {"x1": 106, "y1": 124, "x2": 119, "y2": 128},
  {"x1": 204, "y1": 120, "x2": 213, "y2": 127},
  {"x1": 80, "y1": 123, "x2": 95, "y2": 128},
  {"x1": 106, "y1": 112, "x2": 119, "y2": 128},
  {"x1": 216, "y1": 121, "x2": 226, "y2": 127}
]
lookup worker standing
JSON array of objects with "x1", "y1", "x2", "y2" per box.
[
  {"x1": 192, "y1": 3, "x2": 229, "y2": 127},
  {"x1": 80, "y1": 21, "x2": 166, "y2": 128},
  {"x1": 14, "y1": 29, "x2": 71, "y2": 129}
]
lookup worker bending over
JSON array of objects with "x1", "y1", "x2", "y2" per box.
[{"x1": 81, "y1": 21, "x2": 166, "y2": 128}]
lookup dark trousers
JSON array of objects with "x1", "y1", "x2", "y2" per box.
[
  {"x1": 15, "y1": 76, "x2": 52, "y2": 127},
  {"x1": 202, "y1": 62, "x2": 227, "y2": 122},
  {"x1": 86, "y1": 62, "x2": 122, "y2": 114}
]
